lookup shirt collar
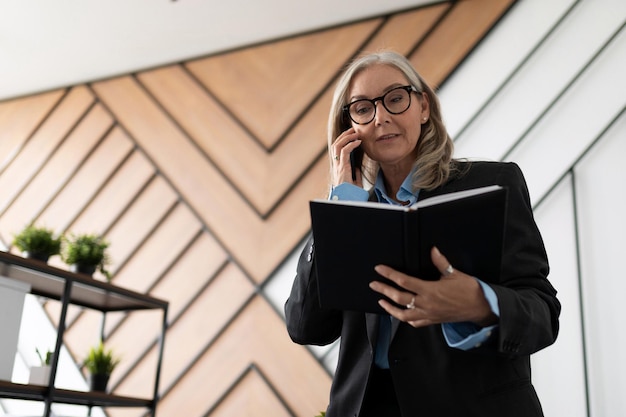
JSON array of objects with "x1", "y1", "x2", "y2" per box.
[{"x1": 373, "y1": 166, "x2": 420, "y2": 206}]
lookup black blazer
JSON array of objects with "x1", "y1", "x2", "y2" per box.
[{"x1": 285, "y1": 161, "x2": 560, "y2": 417}]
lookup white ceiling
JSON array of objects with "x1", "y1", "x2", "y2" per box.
[{"x1": 0, "y1": 0, "x2": 435, "y2": 101}]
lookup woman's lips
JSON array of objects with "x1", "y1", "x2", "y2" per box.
[{"x1": 377, "y1": 134, "x2": 398, "y2": 141}]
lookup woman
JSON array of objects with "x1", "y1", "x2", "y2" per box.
[{"x1": 285, "y1": 50, "x2": 560, "y2": 417}]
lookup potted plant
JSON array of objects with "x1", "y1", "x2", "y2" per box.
[
  {"x1": 29, "y1": 348, "x2": 53, "y2": 385},
  {"x1": 12, "y1": 225, "x2": 62, "y2": 263},
  {"x1": 83, "y1": 342, "x2": 120, "y2": 392},
  {"x1": 62, "y1": 233, "x2": 111, "y2": 280}
]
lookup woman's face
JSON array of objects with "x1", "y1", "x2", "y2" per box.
[{"x1": 347, "y1": 64, "x2": 429, "y2": 173}]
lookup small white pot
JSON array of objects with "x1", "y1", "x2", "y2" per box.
[
  {"x1": 0, "y1": 276, "x2": 31, "y2": 381},
  {"x1": 29, "y1": 365, "x2": 52, "y2": 385}
]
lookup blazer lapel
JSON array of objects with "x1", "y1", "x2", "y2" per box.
[
  {"x1": 365, "y1": 313, "x2": 379, "y2": 349},
  {"x1": 390, "y1": 317, "x2": 401, "y2": 340},
  {"x1": 367, "y1": 314, "x2": 401, "y2": 348}
]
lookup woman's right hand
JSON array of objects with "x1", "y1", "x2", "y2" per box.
[{"x1": 331, "y1": 128, "x2": 363, "y2": 187}]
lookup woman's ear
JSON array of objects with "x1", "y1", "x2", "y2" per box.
[{"x1": 420, "y1": 92, "x2": 430, "y2": 121}]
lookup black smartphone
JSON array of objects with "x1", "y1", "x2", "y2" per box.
[
  {"x1": 349, "y1": 147, "x2": 363, "y2": 181},
  {"x1": 342, "y1": 114, "x2": 362, "y2": 181}
]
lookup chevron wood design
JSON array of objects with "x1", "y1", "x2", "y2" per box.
[
  {"x1": 0, "y1": 1, "x2": 514, "y2": 416},
  {"x1": 185, "y1": 20, "x2": 383, "y2": 150},
  {"x1": 209, "y1": 365, "x2": 294, "y2": 417}
]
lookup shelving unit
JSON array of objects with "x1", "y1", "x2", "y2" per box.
[{"x1": 0, "y1": 251, "x2": 168, "y2": 417}]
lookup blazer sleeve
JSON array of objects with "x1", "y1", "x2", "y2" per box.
[
  {"x1": 284, "y1": 235, "x2": 343, "y2": 346},
  {"x1": 489, "y1": 162, "x2": 560, "y2": 357}
]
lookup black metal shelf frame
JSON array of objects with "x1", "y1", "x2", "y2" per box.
[{"x1": 0, "y1": 251, "x2": 168, "y2": 417}]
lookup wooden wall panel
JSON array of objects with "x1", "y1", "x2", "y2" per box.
[
  {"x1": 186, "y1": 20, "x2": 383, "y2": 149},
  {"x1": 145, "y1": 297, "x2": 331, "y2": 417},
  {"x1": 0, "y1": 90, "x2": 64, "y2": 170},
  {"x1": 149, "y1": 233, "x2": 229, "y2": 321},
  {"x1": 105, "y1": 309, "x2": 162, "y2": 391},
  {"x1": 112, "y1": 203, "x2": 203, "y2": 295},
  {"x1": 65, "y1": 156, "x2": 155, "y2": 252},
  {"x1": 63, "y1": 309, "x2": 110, "y2": 363},
  {"x1": 104, "y1": 177, "x2": 178, "y2": 272},
  {"x1": 0, "y1": 86, "x2": 94, "y2": 225},
  {"x1": 0, "y1": 104, "x2": 113, "y2": 235},
  {"x1": 410, "y1": 0, "x2": 514, "y2": 86},
  {"x1": 113, "y1": 263, "x2": 256, "y2": 402},
  {"x1": 91, "y1": 75, "x2": 331, "y2": 283},
  {"x1": 361, "y1": 4, "x2": 450, "y2": 54},
  {"x1": 138, "y1": 64, "x2": 326, "y2": 217},
  {"x1": 138, "y1": 66, "x2": 276, "y2": 212},
  {"x1": 211, "y1": 368, "x2": 292, "y2": 417},
  {"x1": 0, "y1": 2, "x2": 515, "y2": 416},
  {"x1": 36, "y1": 127, "x2": 135, "y2": 232}
]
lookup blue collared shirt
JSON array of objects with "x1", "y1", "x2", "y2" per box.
[{"x1": 330, "y1": 170, "x2": 500, "y2": 363}]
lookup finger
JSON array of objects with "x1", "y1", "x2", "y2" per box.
[
  {"x1": 378, "y1": 299, "x2": 417, "y2": 317},
  {"x1": 331, "y1": 138, "x2": 361, "y2": 171},
  {"x1": 407, "y1": 318, "x2": 434, "y2": 328},
  {"x1": 369, "y1": 281, "x2": 413, "y2": 307},
  {"x1": 371, "y1": 267, "x2": 406, "y2": 296},
  {"x1": 341, "y1": 139, "x2": 362, "y2": 159},
  {"x1": 431, "y1": 246, "x2": 454, "y2": 277},
  {"x1": 373, "y1": 264, "x2": 408, "y2": 285},
  {"x1": 378, "y1": 300, "x2": 433, "y2": 328},
  {"x1": 332, "y1": 129, "x2": 358, "y2": 154},
  {"x1": 374, "y1": 264, "x2": 426, "y2": 293}
]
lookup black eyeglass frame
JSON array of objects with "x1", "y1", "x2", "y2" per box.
[{"x1": 342, "y1": 85, "x2": 419, "y2": 125}]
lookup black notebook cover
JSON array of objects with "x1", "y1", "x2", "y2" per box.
[{"x1": 309, "y1": 185, "x2": 508, "y2": 313}]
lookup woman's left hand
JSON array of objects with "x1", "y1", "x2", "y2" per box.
[{"x1": 369, "y1": 247, "x2": 496, "y2": 328}]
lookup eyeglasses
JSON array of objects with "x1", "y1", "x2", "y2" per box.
[{"x1": 343, "y1": 85, "x2": 418, "y2": 125}]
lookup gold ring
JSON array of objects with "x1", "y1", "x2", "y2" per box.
[
  {"x1": 445, "y1": 265, "x2": 454, "y2": 276},
  {"x1": 406, "y1": 296, "x2": 415, "y2": 310}
]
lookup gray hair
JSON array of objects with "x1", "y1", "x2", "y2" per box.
[{"x1": 327, "y1": 50, "x2": 455, "y2": 191}]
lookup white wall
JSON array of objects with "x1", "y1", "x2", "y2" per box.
[{"x1": 441, "y1": 1, "x2": 626, "y2": 414}]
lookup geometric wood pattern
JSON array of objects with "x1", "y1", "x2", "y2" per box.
[{"x1": 0, "y1": 2, "x2": 514, "y2": 415}]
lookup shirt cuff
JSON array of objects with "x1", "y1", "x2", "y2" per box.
[
  {"x1": 441, "y1": 279, "x2": 500, "y2": 350},
  {"x1": 442, "y1": 322, "x2": 497, "y2": 350},
  {"x1": 478, "y1": 279, "x2": 500, "y2": 317},
  {"x1": 329, "y1": 183, "x2": 369, "y2": 201}
]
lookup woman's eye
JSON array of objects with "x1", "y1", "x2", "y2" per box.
[{"x1": 354, "y1": 104, "x2": 372, "y2": 115}]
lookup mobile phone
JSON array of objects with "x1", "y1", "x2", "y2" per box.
[
  {"x1": 342, "y1": 114, "x2": 362, "y2": 181},
  {"x1": 349, "y1": 147, "x2": 363, "y2": 181}
]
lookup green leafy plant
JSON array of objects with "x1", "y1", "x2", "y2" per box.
[
  {"x1": 83, "y1": 342, "x2": 120, "y2": 376},
  {"x1": 62, "y1": 233, "x2": 111, "y2": 280},
  {"x1": 12, "y1": 225, "x2": 62, "y2": 262},
  {"x1": 36, "y1": 348, "x2": 53, "y2": 366}
]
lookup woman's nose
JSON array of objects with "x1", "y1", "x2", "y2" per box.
[{"x1": 373, "y1": 100, "x2": 391, "y2": 124}]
